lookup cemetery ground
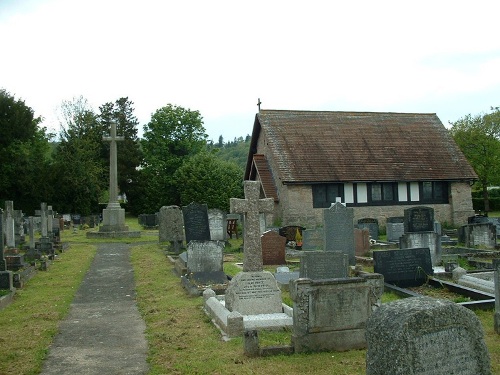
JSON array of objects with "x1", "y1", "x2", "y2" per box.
[{"x1": 1, "y1": 219, "x2": 500, "y2": 374}]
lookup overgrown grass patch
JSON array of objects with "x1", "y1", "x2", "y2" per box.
[{"x1": 0, "y1": 243, "x2": 97, "y2": 375}]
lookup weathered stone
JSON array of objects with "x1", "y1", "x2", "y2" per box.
[{"x1": 366, "y1": 297, "x2": 491, "y2": 375}]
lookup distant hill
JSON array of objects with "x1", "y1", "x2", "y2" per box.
[{"x1": 209, "y1": 135, "x2": 251, "y2": 172}]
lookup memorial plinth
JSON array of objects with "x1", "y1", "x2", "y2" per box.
[{"x1": 86, "y1": 122, "x2": 140, "y2": 239}]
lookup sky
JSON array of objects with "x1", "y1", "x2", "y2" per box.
[{"x1": 1, "y1": 0, "x2": 500, "y2": 142}]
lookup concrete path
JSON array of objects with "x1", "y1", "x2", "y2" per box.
[{"x1": 40, "y1": 242, "x2": 149, "y2": 375}]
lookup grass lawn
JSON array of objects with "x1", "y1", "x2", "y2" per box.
[{"x1": 1, "y1": 218, "x2": 500, "y2": 374}]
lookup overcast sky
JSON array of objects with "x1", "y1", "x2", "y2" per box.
[{"x1": 1, "y1": 0, "x2": 499, "y2": 142}]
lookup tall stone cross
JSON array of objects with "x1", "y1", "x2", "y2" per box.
[
  {"x1": 103, "y1": 121, "x2": 124, "y2": 207},
  {"x1": 230, "y1": 181, "x2": 274, "y2": 272}
]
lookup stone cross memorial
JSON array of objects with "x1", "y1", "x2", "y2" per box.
[
  {"x1": 230, "y1": 181, "x2": 274, "y2": 272},
  {"x1": 225, "y1": 181, "x2": 282, "y2": 315}
]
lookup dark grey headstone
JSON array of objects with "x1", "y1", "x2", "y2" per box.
[
  {"x1": 366, "y1": 297, "x2": 491, "y2": 375},
  {"x1": 404, "y1": 206, "x2": 434, "y2": 233},
  {"x1": 494, "y1": 259, "x2": 500, "y2": 334},
  {"x1": 299, "y1": 251, "x2": 349, "y2": 279},
  {"x1": 182, "y1": 202, "x2": 211, "y2": 243},
  {"x1": 323, "y1": 202, "x2": 355, "y2": 265},
  {"x1": 373, "y1": 248, "x2": 433, "y2": 287},
  {"x1": 357, "y1": 218, "x2": 379, "y2": 240}
]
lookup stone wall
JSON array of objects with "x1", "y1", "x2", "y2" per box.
[{"x1": 278, "y1": 182, "x2": 473, "y2": 229}]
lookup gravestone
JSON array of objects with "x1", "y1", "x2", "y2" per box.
[
  {"x1": 460, "y1": 223, "x2": 497, "y2": 248},
  {"x1": 299, "y1": 251, "x2": 349, "y2": 279},
  {"x1": 401, "y1": 206, "x2": 441, "y2": 266},
  {"x1": 4, "y1": 201, "x2": 15, "y2": 248},
  {"x1": 0, "y1": 209, "x2": 14, "y2": 291},
  {"x1": 302, "y1": 228, "x2": 324, "y2": 250},
  {"x1": 494, "y1": 259, "x2": 500, "y2": 334},
  {"x1": 386, "y1": 216, "x2": 404, "y2": 242},
  {"x1": 354, "y1": 228, "x2": 370, "y2": 256},
  {"x1": 183, "y1": 240, "x2": 228, "y2": 293},
  {"x1": 404, "y1": 206, "x2": 434, "y2": 233},
  {"x1": 225, "y1": 181, "x2": 282, "y2": 315},
  {"x1": 261, "y1": 231, "x2": 286, "y2": 265},
  {"x1": 290, "y1": 272, "x2": 384, "y2": 353},
  {"x1": 373, "y1": 248, "x2": 433, "y2": 287},
  {"x1": 357, "y1": 218, "x2": 379, "y2": 240},
  {"x1": 139, "y1": 213, "x2": 157, "y2": 228},
  {"x1": 13, "y1": 209, "x2": 25, "y2": 246},
  {"x1": 323, "y1": 202, "x2": 355, "y2": 265},
  {"x1": 158, "y1": 205, "x2": 184, "y2": 253},
  {"x1": 366, "y1": 297, "x2": 491, "y2": 375},
  {"x1": 208, "y1": 209, "x2": 226, "y2": 241},
  {"x1": 182, "y1": 202, "x2": 211, "y2": 244}
]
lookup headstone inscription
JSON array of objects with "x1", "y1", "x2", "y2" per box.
[
  {"x1": 373, "y1": 248, "x2": 433, "y2": 287},
  {"x1": 494, "y1": 259, "x2": 500, "y2": 334},
  {"x1": 299, "y1": 251, "x2": 349, "y2": 279},
  {"x1": 357, "y1": 218, "x2": 379, "y2": 240},
  {"x1": 208, "y1": 209, "x2": 226, "y2": 241},
  {"x1": 404, "y1": 206, "x2": 434, "y2": 233},
  {"x1": 225, "y1": 181, "x2": 282, "y2": 315},
  {"x1": 366, "y1": 297, "x2": 491, "y2": 375},
  {"x1": 261, "y1": 231, "x2": 286, "y2": 265},
  {"x1": 182, "y1": 202, "x2": 211, "y2": 244},
  {"x1": 323, "y1": 202, "x2": 355, "y2": 265}
]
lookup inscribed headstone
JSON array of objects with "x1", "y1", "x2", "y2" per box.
[
  {"x1": 373, "y1": 248, "x2": 433, "y2": 287},
  {"x1": 187, "y1": 240, "x2": 224, "y2": 273},
  {"x1": 4, "y1": 201, "x2": 15, "y2": 248},
  {"x1": 323, "y1": 202, "x2": 355, "y2": 265},
  {"x1": 182, "y1": 202, "x2": 211, "y2": 243},
  {"x1": 299, "y1": 251, "x2": 349, "y2": 279},
  {"x1": 261, "y1": 231, "x2": 286, "y2": 265},
  {"x1": 404, "y1": 206, "x2": 434, "y2": 233},
  {"x1": 366, "y1": 297, "x2": 491, "y2": 375}
]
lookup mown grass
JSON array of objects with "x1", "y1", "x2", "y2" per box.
[
  {"x1": 0, "y1": 242, "x2": 97, "y2": 374},
  {"x1": 1, "y1": 221, "x2": 500, "y2": 374}
]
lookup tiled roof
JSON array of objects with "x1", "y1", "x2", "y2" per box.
[
  {"x1": 245, "y1": 110, "x2": 477, "y2": 183},
  {"x1": 251, "y1": 154, "x2": 279, "y2": 202}
]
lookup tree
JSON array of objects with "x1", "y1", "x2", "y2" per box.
[
  {"x1": 0, "y1": 89, "x2": 53, "y2": 213},
  {"x1": 51, "y1": 96, "x2": 106, "y2": 215},
  {"x1": 450, "y1": 107, "x2": 500, "y2": 212},
  {"x1": 141, "y1": 104, "x2": 207, "y2": 211},
  {"x1": 173, "y1": 151, "x2": 244, "y2": 211},
  {"x1": 99, "y1": 97, "x2": 143, "y2": 214}
]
